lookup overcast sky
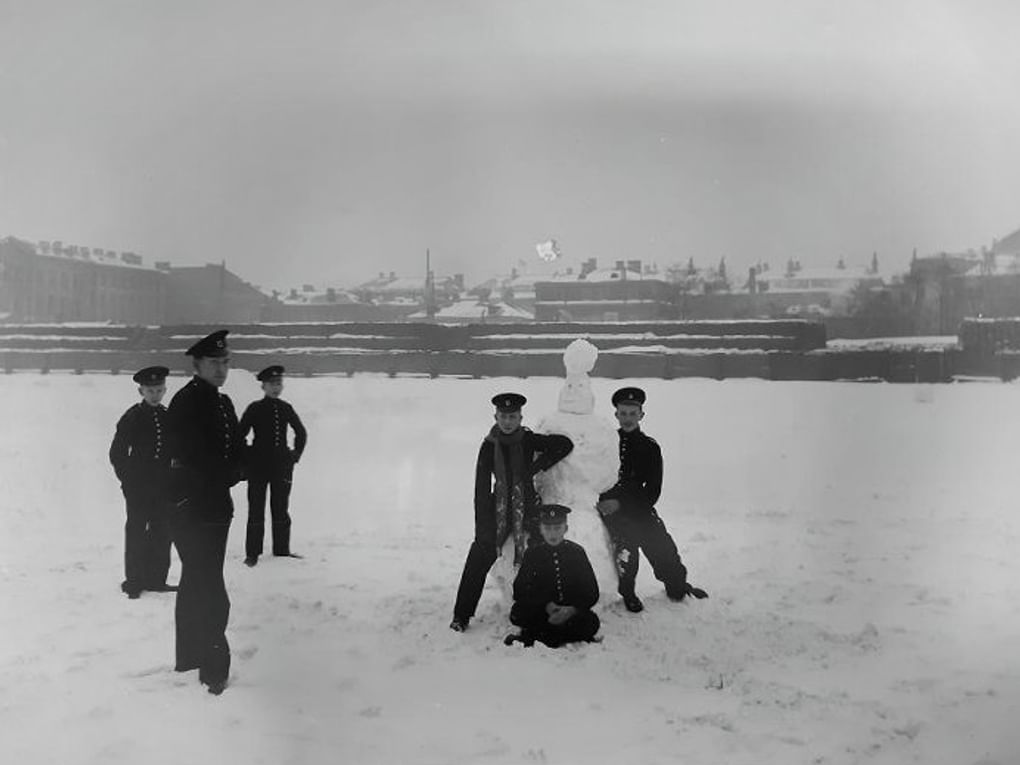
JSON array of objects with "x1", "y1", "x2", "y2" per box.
[{"x1": 2, "y1": 0, "x2": 1019, "y2": 292}]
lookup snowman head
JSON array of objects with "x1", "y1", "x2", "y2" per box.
[
  {"x1": 558, "y1": 339, "x2": 598, "y2": 415},
  {"x1": 563, "y1": 339, "x2": 598, "y2": 376}
]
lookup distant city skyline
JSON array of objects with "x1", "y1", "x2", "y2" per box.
[{"x1": 2, "y1": 1, "x2": 1019, "y2": 294}]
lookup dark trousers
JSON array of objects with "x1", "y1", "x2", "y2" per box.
[
  {"x1": 602, "y1": 510, "x2": 688, "y2": 598},
  {"x1": 123, "y1": 489, "x2": 171, "y2": 591},
  {"x1": 245, "y1": 465, "x2": 293, "y2": 558},
  {"x1": 172, "y1": 506, "x2": 232, "y2": 684},
  {"x1": 453, "y1": 510, "x2": 540, "y2": 621},
  {"x1": 453, "y1": 541, "x2": 500, "y2": 621},
  {"x1": 510, "y1": 603, "x2": 601, "y2": 647}
]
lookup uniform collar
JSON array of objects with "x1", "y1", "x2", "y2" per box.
[{"x1": 191, "y1": 375, "x2": 220, "y2": 393}]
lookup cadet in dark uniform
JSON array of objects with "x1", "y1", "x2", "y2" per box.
[
  {"x1": 450, "y1": 392, "x2": 574, "y2": 632},
  {"x1": 505, "y1": 504, "x2": 601, "y2": 648},
  {"x1": 108, "y1": 365, "x2": 175, "y2": 598},
  {"x1": 239, "y1": 364, "x2": 308, "y2": 566},
  {"x1": 597, "y1": 387, "x2": 708, "y2": 613},
  {"x1": 166, "y1": 329, "x2": 243, "y2": 695}
]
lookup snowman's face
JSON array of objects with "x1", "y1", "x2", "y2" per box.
[
  {"x1": 615, "y1": 403, "x2": 644, "y2": 432},
  {"x1": 495, "y1": 410, "x2": 523, "y2": 434}
]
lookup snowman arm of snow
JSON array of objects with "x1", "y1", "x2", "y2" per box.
[{"x1": 528, "y1": 432, "x2": 574, "y2": 475}]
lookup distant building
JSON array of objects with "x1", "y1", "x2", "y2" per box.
[
  {"x1": 479, "y1": 257, "x2": 594, "y2": 315},
  {"x1": 533, "y1": 260, "x2": 676, "y2": 321},
  {"x1": 164, "y1": 264, "x2": 274, "y2": 324},
  {"x1": 407, "y1": 298, "x2": 533, "y2": 323},
  {"x1": 752, "y1": 264, "x2": 886, "y2": 316},
  {"x1": 908, "y1": 225, "x2": 1020, "y2": 333},
  {"x1": 354, "y1": 271, "x2": 464, "y2": 310},
  {"x1": 0, "y1": 236, "x2": 166, "y2": 323},
  {"x1": 262, "y1": 284, "x2": 415, "y2": 322}
]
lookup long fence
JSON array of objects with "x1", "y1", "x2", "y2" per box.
[{"x1": 0, "y1": 319, "x2": 1000, "y2": 382}]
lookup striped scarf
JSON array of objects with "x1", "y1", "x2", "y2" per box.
[{"x1": 486, "y1": 425, "x2": 529, "y2": 565}]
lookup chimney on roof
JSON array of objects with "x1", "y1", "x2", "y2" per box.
[
  {"x1": 303, "y1": 284, "x2": 314, "y2": 292},
  {"x1": 52, "y1": 240, "x2": 63, "y2": 255},
  {"x1": 627, "y1": 259, "x2": 641, "y2": 274},
  {"x1": 38, "y1": 241, "x2": 51, "y2": 254},
  {"x1": 155, "y1": 261, "x2": 171, "y2": 271},
  {"x1": 453, "y1": 273, "x2": 464, "y2": 291},
  {"x1": 389, "y1": 271, "x2": 396, "y2": 279}
]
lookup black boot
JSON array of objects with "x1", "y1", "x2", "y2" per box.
[
  {"x1": 503, "y1": 630, "x2": 535, "y2": 647},
  {"x1": 621, "y1": 592, "x2": 644, "y2": 613},
  {"x1": 121, "y1": 581, "x2": 142, "y2": 599}
]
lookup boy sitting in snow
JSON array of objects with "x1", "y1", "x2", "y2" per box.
[{"x1": 504, "y1": 504, "x2": 601, "y2": 648}]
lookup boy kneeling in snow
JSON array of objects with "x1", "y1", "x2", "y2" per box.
[{"x1": 505, "y1": 504, "x2": 601, "y2": 648}]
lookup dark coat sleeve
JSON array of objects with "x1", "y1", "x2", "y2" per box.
[
  {"x1": 638, "y1": 438, "x2": 663, "y2": 507},
  {"x1": 473, "y1": 440, "x2": 494, "y2": 516},
  {"x1": 109, "y1": 407, "x2": 136, "y2": 485},
  {"x1": 238, "y1": 403, "x2": 255, "y2": 444},
  {"x1": 569, "y1": 544, "x2": 600, "y2": 610},
  {"x1": 599, "y1": 435, "x2": 663, "y2": 512},
  {"x1": 166, "y1": 390, "x2": 202, "y2": 503},
  {"x1": 223, "y1": 396, "x2": 244, "y2": 483},
  {"x1": 512, "y1": 547, "x2": 543, "y2": 607},
  {"x1": 528, "y1": 432, "x2": 574, "y2": 474},
  {"x1": 289, "y1": 405, "x2": 308, "y2": 460}
]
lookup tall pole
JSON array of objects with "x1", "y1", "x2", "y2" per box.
[
  {"x1": 425, "y1": 248, "x2": 436, "y2": 319},
  {"x1": 219, "y1": 259, "x2": 227, "y2": 324}
]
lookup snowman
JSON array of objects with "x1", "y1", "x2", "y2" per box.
[{"x1": 531, "y1": 339, "x2": 620, "y2": 604}]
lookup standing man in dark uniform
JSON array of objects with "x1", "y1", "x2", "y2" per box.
[
  {"x1": 109, "y1": 365, "x2": 175, "y2": 599},
  {"x1": 505, "y1": 504, "x2": 601, "y2": 648},
  {"x1": 239, "y1": 364, "x2": 307, "y2": 567},
  {"x1": 597, "y1": 387, "x2": 708, "y2": 613},
  {"x1": 450, "y1": 392, "x2": 574, "y2": 632},
  {"x1": 166, "y1": 329, "x2": 243, "y2": 695}
]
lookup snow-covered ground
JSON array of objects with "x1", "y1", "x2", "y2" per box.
[{"x1": 1, "y1": 372, "x2": 1018, "y2": 765}]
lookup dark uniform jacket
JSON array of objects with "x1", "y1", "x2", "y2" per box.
[
  {"x1": 166, "y1": 376, "x2": 243, "y2": 516},
  {"x1": 598, "y1": 427, "x2": 663, "y2": 515},
  {"x1": 109, "y1": 402, "x2": 170, "y2": 493},
  {"x1": 474, "y1": 428, "x2": 573, "y2": 517},
  {"x1": 238, "y1": 397, "x2": 307, "y2": 471},
  {"x1": 513, "y1": 540, "x2": 599, "y2": 610}
]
